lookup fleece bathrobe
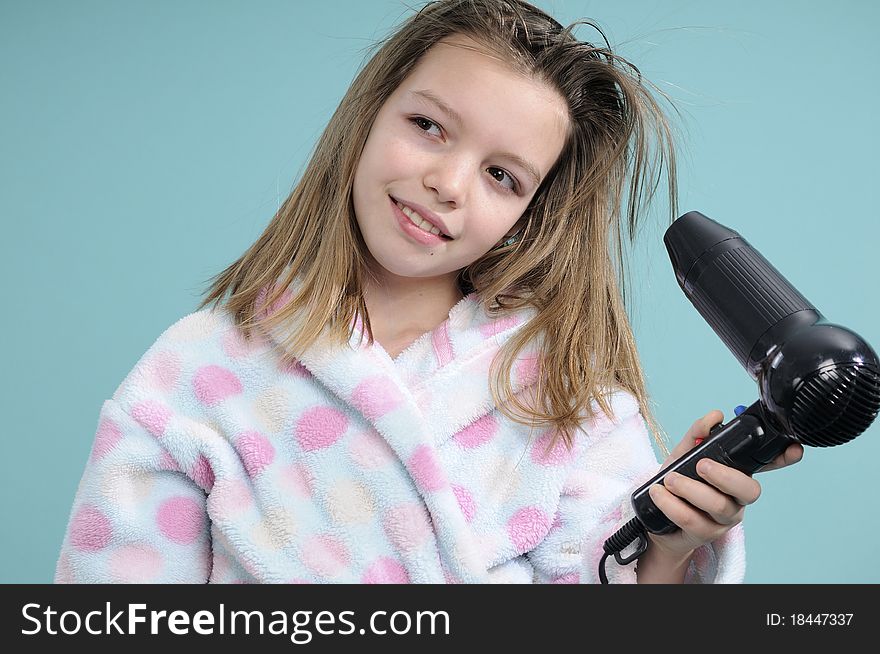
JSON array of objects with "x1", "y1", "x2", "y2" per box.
[{"x1": 55, "y1": 280, "x2": 746, "y2": 584}]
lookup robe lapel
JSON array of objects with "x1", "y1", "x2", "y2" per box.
[{"x1": 259, "y1": 276, "x2": 540, "y2": 582}]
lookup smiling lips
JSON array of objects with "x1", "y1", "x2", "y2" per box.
[
  {"x1": 390, "y1": 196, "x2": 453, "y2": 247},
  {"x1": 390, "y1": 196, "x2": 453, "y2": 239}
]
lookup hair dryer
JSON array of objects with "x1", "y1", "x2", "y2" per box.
[{"x1": 599, "y1": 211, "x2": 880, "y2": 582}]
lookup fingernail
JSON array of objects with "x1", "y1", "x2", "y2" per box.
[{"x1": 698, "y1": 459, "x2": 713, "y2": 474}]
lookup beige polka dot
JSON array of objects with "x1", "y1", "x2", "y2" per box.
[
  {"x1": 264, "y1": 506, "x2": 298, "y2": 545},
  {"x1": 254, "y1": 386, "x2": 290, "y2": 434},
  {"x1": 252, "y1": 522, "x2": 282, "y2": 552},
  {"x1": 164, "y1": 311, "x2": 221, "y2": 342},
  {"x1": 327, "y1": 479, "x2": 375, "y2": 525},
  {"x1": 102, "y1": 469, "x2": 155, "y2": 511},
  {"x1": 349, "y1": 430, "x2": 396, "y2": 469}
]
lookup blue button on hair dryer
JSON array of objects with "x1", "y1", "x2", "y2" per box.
[{"x1": 599, "y1": 211, "x2": 880, "y2": 583}]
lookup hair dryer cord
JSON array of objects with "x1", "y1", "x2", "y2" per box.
[{"x1": 599, "y1": 518, "x2": 648, "y2": 584}]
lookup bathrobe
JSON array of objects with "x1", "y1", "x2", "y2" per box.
[{"x1": 55, "y1": 280, "x2": 746, "y2": 584}]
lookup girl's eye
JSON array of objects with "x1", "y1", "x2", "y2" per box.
[
  {"x1": 411, "y1": 116, "x2": 441, "y2": 137},
  {"x1": 486, "y1": 167, "x2": 518, "y2": 194},
  {"x1": 409, "y1": 117, "x2": 520, "y2": 195}
]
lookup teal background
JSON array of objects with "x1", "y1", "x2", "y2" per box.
[{"x1": 1, "y1": 0, "x2": 877, "y2": 583}]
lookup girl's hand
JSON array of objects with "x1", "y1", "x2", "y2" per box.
[{"x1": 646, "y1": 409, "x2": 805, "y2": 561}]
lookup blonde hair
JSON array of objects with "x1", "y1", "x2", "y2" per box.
[{"x1": 196, "y1": 0, "x2": 681, "y2": 456}]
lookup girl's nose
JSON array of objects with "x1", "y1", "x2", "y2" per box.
[{"x1": 423, "y1": 155, "x2": 471, "y2": 206}]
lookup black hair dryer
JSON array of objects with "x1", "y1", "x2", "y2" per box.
[{"x1": 600, "y1": 211, "x2": 880, "y2": 581}]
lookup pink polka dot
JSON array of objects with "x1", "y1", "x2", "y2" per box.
[
  {"x1": 236, "y1": 431, "x2": 275, "y2": 477},
  {"x1": 516, "y1": 352, "x2": 541, "y2": 387},
  {"x1": 159, "y1": 451, "x2": 180, "y2": 472},
  {"x1": 279, "y1": 463, "x2": 314, "y2": 497},
  {"x1": 452, "y1": 484, "x2": 476, "y2": 522},
  {"x1": 507, "y1": 506, "x2": 551, "y2": 552},
  {"x1": 109, "y1": 544, "x2": 164, "y2": 582},
  {"x1": 480, "y1": 315, "x2": 521, "y2": 338},
  {"x1": 408, "y1": 445, "x2": 447, "y2": 492},
  {"x1": 453, "y1": 414, "x2": 497, "y2": 449},
  {"x1": 383, "y1": 503, "x2": 433, "y2": 553},
  {"x1": 431, "y1": 322, "x2": 454, "y2": 368},
  {"x1": 351, "y1": 375, "x2": 403, "y2": 421},
  {"x1": 531, "y1": 431, "x2": 574, "y2": 466},
  {"x1": 301, "y1": 535, "x2": 350, "y2": 579},
  {"x1": 192, "y1": 365, "x2": 242, "y2": 407},
  {"x1": 268, "y1": 289, "x2": 294, "y2": 318},
  {"x1": 156, "y1": 497, "x2": 205, "y2": 544},
  {"x1": 210, "y1": 478, "x2": 254, "y2": 515},
  {"x1": 90, "y1": 416, "x2": 121, "y2": 461},
  {"x1": 295, "y1": 406, "x2": 348, "y2": 452},
  {"x1": 145, "y1": 350, "x2": 181, "y2": 392},
  {"x1": 190, "y1": 454, "x2": 215, "y2": 492},
  {"x1": 362, "y1": 557, "x2": 411, "y2": 584},
  {"x1": 130, "y1": 400, "x2": 172, "y2": 438},
  {"x1": 69, "y1": 504, "x2": 112, "y2": 552},
  {"x1": 222, "y1": 328, "x2": 264, "y2": 359},
  {"x1": 349, "y1": 430, "x2": 395, "y2": 469}
]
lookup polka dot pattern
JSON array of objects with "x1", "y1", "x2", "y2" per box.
[
  {"x1": 452, "y1": 413, "x2": 497, "y2": 449},
  {"x1": 408, "y1": 445, "x2": 447, "y2": 492},
  {"x1": 507, "y1": 506, "x2": 551, "y2": 553},
  {"x1": 69, "y1": 505, "x2": 112, "y2": 551},
  {"x1": 130, "y1": 400, "x2": 172, "y2": 438},
  {"x1": 235, "y1": 431, "x2": 275, "y2": 477},
  {"x1": 254, "y1": 386, "x2": 290, "y2": 434},
  {"x1": 349, "y1": 430, "x2": 395, "y2": 469},
  {"x1": 90, "y1": 416, "x2": 121, "y2": 461},
  {"x1": 55, "y1": 300, "x2": 745, "y2": 584},
  {"x1": 193, "y1": 365, "x2": 242, "y2": 406},
  {"x1": 362, "y1": 557, "x2": 410, "y2": 584},
  {"x1": 295, "y1": 406, "x2": 348, "y2": 452},
  {"x1": 351, "y1": 375, "x2": 403, "y2": 421},
  {"x1": 190, "y1": 454, "x2": 215, "y2": 492},
  {"x1": 110, "y1": 544, "x2": 163, "y2": 582},
  {"x1": 145, "y1": 350, "x2": 181, "y2": 392},
  {"x1": 156, "y1": 497, "x2": 205, "y2": 544},
  {"x1": 327, "y1": 479, "x2": 375, "y2": 524},
  {"x1": 301, "y1": 535, "x2": 349, "y2": 579},
  {"x1": 531, "y1": 431, "x2": 574, "y2": 467},
  {"x1": 452, "y1": 484, "x2": 476, "y2": 522},
  {"x1": 383, "y1": 503, "x2": 432, "y2": 553}
]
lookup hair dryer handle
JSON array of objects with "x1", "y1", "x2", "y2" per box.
[{"x1": 631, "y1": 400, "x2": 798, "y2": 534}]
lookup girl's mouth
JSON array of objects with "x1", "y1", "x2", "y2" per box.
[{"x1": 390, "y1": 196, "x2": 452, "y2": 246}]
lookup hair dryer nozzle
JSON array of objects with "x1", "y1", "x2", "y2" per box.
[{"x1": 664, "y1": 211, "x2": 741, "y2": 288}]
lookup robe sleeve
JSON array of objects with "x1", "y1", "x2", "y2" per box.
[
  {"x1": 54, "y1": 398, "x2": 212, "y2": 583},
  {"x1": 526, "y1": 389, "x2": 746, "y2": 584}
]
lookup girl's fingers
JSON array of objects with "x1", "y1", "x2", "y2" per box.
[
  {"x1": 694, "y1": 458, "x2": 762, "y2": 505},
  {"x1": 661, "y1": 471, "x2": 744, "y2": 525},
  {"x1": 758, "y1": 442, "x2": 805, "y2": 472},
  {"x1": 648, "y1": 484, "x2": 724, "y2": 544},
  {"x1": 662, "y1": 410, "x2": 724, "y2": 467}
]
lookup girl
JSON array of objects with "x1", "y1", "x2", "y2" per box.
[{"x1": 56, "y1": 0, "x2": 802, "y2": 584}]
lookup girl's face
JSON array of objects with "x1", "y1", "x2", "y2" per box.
[{"x1": 352, "y1": 34, "x2": 569, "y2": 288}]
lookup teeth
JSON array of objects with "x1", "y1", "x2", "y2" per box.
[{"x1": 396, "y1": 200, "x2": 443, "y2": 237}]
